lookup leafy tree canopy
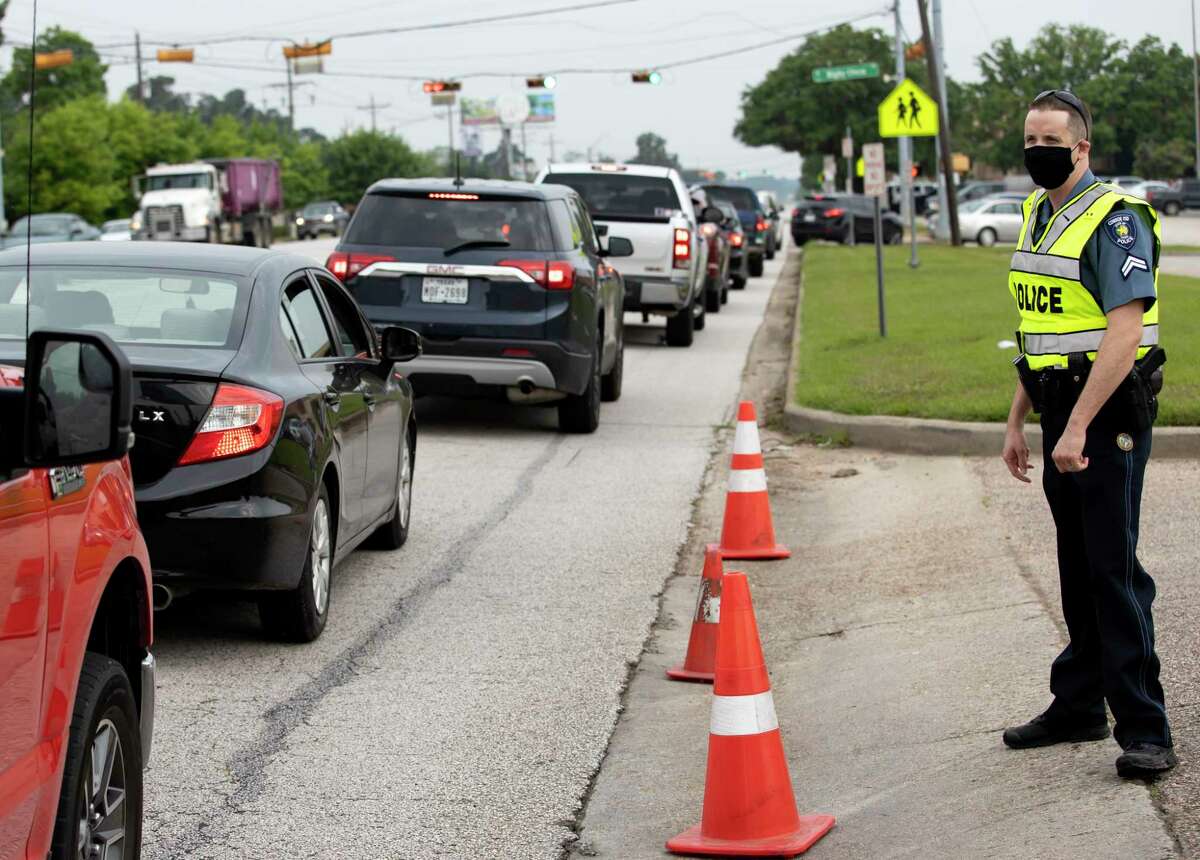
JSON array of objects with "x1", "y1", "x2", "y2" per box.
[
  {"x1": 2, "y1": 26, "x2": 106, "y2": 113},
  {"x1": 629, "y1": 132, "x2": 680, "y2": 168}
]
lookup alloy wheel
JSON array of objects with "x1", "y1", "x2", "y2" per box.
[
  {"x1": 76, "y1": 718, "x2": 127, "y2": 860},
  {"x1": 398, "y1": 432, "x2": 413, "y2": 530},
  {"x1": 310, "y1": 498, "x2": 331, "y2": 615}
]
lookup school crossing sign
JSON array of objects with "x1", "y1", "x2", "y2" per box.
[{"x1": 878, "y1": 79, "x2": 938, "y2": 138}]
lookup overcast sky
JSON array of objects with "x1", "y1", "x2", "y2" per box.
[{"x1": 1, "y1": 0, "x2": 1195, "y2": 179}]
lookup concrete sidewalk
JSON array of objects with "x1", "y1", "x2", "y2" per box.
[{"x1": 570, "y1": 260, "x2": 1178, "y2": 859}]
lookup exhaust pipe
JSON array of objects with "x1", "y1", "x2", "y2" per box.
[
  {"x1": 152, "y1": 584, "x2": 173, "y2": 612},
  {"x1": 517, "y1": 377, "x2": 535, "y2": 395}
]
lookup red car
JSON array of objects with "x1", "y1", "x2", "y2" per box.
[
  {"x1": 691, "y1": 187, "x2": 731, "y2": 313},
  {"x1": 0, "y1": 329, "x2": 154, "y2": 860}
]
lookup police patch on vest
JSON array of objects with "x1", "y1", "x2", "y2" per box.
[{"x1": 1104, "y1": 211, "x2": 1137, "y2": 249}]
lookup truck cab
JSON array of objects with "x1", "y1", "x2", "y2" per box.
[
  {"x1": 133, "y1": 162, "x2": 221, "y2": 243},
  {"x1": 536, "y1": 163, "x2": 709, "y2": 347},
  {"x1": 0, "y1": 330, "x2": 154, "y2": 860}
]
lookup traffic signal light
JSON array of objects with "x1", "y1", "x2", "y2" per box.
[
  {"x1": 283, "y1": 40, "x2": 332, "y2": 59},
  {"x1": 526, "y1": 75, "x2": 557, "y2": 89},
  {"x1": 904, "y1": 41, "x2": 926, "y2": 61},
  {"x1": 156, "y1": 48, "x2": 194, "y2": 63},
  {"x1": 423, "y1": 80, "x2": 462, "y2": 94},
  {"x1": 34, "y1": 50, "x2": 73, "y2": 70},
  {"x1": 631, "y1": 70, "x2": 662, "y2": 84}
]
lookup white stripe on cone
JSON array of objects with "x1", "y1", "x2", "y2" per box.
[
  {"x1": 733, "y1": 420, "x2": 761, "y2": 455},
  {"x1": 728, "y1": 468, "x2": 767, "y2": 493},
  {"x1": 710, "y1": 690, "x2": 779, "y2": 736}
]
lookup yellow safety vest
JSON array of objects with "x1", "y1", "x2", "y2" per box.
[{"x1": 1008, "y1": 181, "x2": 1160, "y2": 371}]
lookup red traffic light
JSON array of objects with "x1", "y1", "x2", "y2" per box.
[{"x1": 423, "y1": 80, "x2": 461, "y2": 93}]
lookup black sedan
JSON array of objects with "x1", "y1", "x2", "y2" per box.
[
  {"x1": 0, "y1": 243, "x2": 422, "y2": 642},
  {"x1": 791, "y1": 194, "x2": 903, "y2": 246}
]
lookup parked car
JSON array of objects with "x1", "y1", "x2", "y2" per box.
[
  {"x1": 1129, "y1": 182, "x2": 1184, "y2": 216},
  {"x1": 887, "y1": 180, "x2": 938, "y2": 215},
  {"x1": 296, "y1": 200, "x2": 349, "y2": 239},
  {"x1": 1, "y1": 213, "x2": 101, "y2": 248},
  {"x1": 791, "y1": 194, "x2": 903, "y2": 245},
  {"x1": 329, "y1": 178, "x2": 631, "y2": 432},
  {"x1": 0, "y1": 328, "x2": 155, "y2": 860},
  {"x1": 717, "y1": 201, "x2": 750, "y2": 290},
  {"x1": 691, "y1": 187, "x2": 730, "y2": 313},
  {"x1": 756, "y1": 190, "x2": 784, "y2": 259},
  {"x1": 957, "y1": 181, "x2": 1008, "y2": 204},
  {"x1": 696, "y1": 183, "x2": 769, "y2": 276},
  {"x1": 0, "y1": 242, "x2": 423, "y2": 642},
  {"x1": 954, "y1": 196, "x2": 1025, "y2": 246},
  {"x1": 1102, "y1": 175, "x2": 1145, "y2": 193},
  {"x1": 101, "y1": 218, "x2": 133, "y2": 241},
  {"x1": 537, "y1": 163, "x2": 708, "y2": 347}
]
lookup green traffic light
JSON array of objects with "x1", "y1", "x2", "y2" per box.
[{"x1": 648, "y1": 71, "x2": 662, "y2": 85}]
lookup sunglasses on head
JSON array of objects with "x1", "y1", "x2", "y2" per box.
[{"x1": 1033, "y1": 89, "x2": 1091, "y2": 139}]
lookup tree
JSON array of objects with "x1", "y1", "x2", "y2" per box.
[
  {"x1": 128, "y1": 75, "x2": 191, "y2": 113},
  {"x1": 281, "y1": 142, "x2": 330, "y2": 209},
  {"x1": 629, "y1": 132, "x2": 680, "y2": 168},
  {"x1": 1134, "y1": 139, "x2": 1193, "y2": 178},
  {"x1": 321, "y1": 130, "x2": 435, "y2": 203},
  {"x1": 1, "y1": 27, "x2": 106, "y2": 113}
]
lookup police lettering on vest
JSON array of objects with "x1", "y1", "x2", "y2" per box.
[{"x1": 1008, "y1": 181, "x2": 1160, "y2": 371}]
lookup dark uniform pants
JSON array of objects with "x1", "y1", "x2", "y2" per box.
[{"x1": 1040, "y1": 406, "x2": 1172, "y2": 749}]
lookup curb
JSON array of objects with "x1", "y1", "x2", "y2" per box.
[{"x1": 781, "y1": 253, "x2": 1200, "y2": 459}]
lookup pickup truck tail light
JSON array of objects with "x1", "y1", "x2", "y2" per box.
[
  {"x1": 673, "y1": 227, "x2": 691, "y2": 269},
  {"x1": 824, "y1": 208, "x2": 846, "y2": 218},
  {"x1": 326, "y1": 251, "x2": 396, "y2": 282},
  {"x1": 499, "y1": 259, "x2": 575, "y2": 290},
  {"x1": 179, "y1": 384, "x2": 284, "y2": 465}
]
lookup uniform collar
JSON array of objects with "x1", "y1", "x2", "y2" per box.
[{"x1": 1040, "y1": 169, "x2": 1096, "y2": 215}]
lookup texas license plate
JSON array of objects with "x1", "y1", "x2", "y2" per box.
[
  {"x1": 803, "y1": 212, "x2": 816, "y2": 222},
  {"x1": 421, "y1": 277, "x2": 469, "y2": 304}
]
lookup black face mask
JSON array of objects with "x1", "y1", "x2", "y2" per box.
[{"x1": 1024, "y1": 144, "x2": 1079, "y2": 189}]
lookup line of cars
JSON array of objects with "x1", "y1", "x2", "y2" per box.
[{"x1": 0, "y1": 164, "x2": 778, "y2": 856}]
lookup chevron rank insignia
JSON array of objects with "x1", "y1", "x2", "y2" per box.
[{"x1": 1120, "y1": 254, "x2": 1149, "y2": 279}]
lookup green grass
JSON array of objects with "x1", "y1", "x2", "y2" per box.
[{"x1": 793, "y1": 244, "x2": 1200, "y2": 425}]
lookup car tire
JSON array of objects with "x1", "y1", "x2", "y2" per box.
[
  {"x1": 51, "y1": 653, "x2": 143, "y2": 860},
  {"x1": 559, "y1": 334, "x2": 602, "y2": 432},
  {"x1": 371, "y1": 425, "x2": 415, "y2": 550},
  {"x1": 705, "y1": 278, "x2": 721, "y2": 313},
  {"x1": 977, "y1": 227, "x2": 998, "y2": 247},
  {"x1": 1165, "y1": 201, "x2": 1181, "y2": 216},
  {"x1": 765, "y1": 234, "x2": 776, "y2": 260},
  {"x1": 665, "y1": 298, "x2": 695, "y2": 347},
  {"x1": 748, "y1": 254, "x2": 764, "y2": 277},
  {"x1": 259, "y1": 485, "x2": 334, "y2": 642},
  {"x1": 887, "y1": 227, "x2": 904, "y2": 245},
  {"x1": 601, "y1": 323, "x2": 623, "y2": 402},
  {"x1": 730, "y1": 274, "x2": 746, "y2": 290},
  {"x1": 720, "y1": 282, "x2": 729, "y2": 304}
]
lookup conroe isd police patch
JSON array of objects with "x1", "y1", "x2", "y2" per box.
[{"x1": 1104, "y1": 211, "x2": 1138, "y2": 248}]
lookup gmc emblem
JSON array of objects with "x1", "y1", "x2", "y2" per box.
[{"x1": 426, "y1": 264, "x2": 465, "y2": 276}]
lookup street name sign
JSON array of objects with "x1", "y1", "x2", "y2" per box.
[
  {"x1": 812, "y1": 62, "x2": 880, "y2": 83},
  {"x1": 878, "y1": 79, "x2": 938, "y2": 138}
]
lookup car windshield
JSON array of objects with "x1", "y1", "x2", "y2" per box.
[
  {"x1": 9, "y1": 215, "x2": 72, "y2": 237},
  {"x1": 543, "y1": 173, "x2": 682, "y2": 220},
  {"x1": 145, "y1": 172, "x2": 210, "y2": 191},
  {"x1": 959, "y1": 199, "x2": 989, "y2": 213},
  {"x1": 101, "y1": 220, "x2": 130, "y2": 233},
  {"x1": 303, "y1": 203, "x2": 334, "y2": 216},
  {"x1": 0, "y1": 266, "x2": 246, "y2": 346},
  {"x1": 344, "y1": 193, "x2": 555, "y2": 251},
  {"x1": 702, "y1": 186, "x2": 760, "y2": 211}
]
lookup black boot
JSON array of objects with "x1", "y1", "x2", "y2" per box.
[
  {"x1": 1116, "y1": 743, "x2": 1177, "y2": 778},
  {"x1": 1003, "y1": 713, "x2": 1111, "y2": 749}
]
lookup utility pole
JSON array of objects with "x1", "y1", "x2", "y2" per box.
[
  {"x1": 919, "y1": 0, "x2": 960, "y2": 245},
  {"x1": 134, "y1": 31, "x2": 145, "y2": 104},
  {"x1": 356, "y1": 94, "x2": 391, "y2": 133},
  {"x1": 446, "y1": 105, "x2": 454, "y2": 174},
  {"x1": 1193, "y1": 0, "x2": 1200, "y2": 178},
  {"x1": 520, "y1": 122, "x2": 529, "y2": 180},
  {"x1": 503, "y1": 127, "x2": 516, "y2": 179},
  {"x1": 894, "y1": 2, "x2": 918, "y2": 267},
  {"x1": 931, "y1": 0, "x2": 947, "y2": 232},
  {"x1": 844, "y1": 124, "x2": 855, "y2": 247},
  {"x1": 285, "y1": 59, "x2": 295, "y2": 131}
]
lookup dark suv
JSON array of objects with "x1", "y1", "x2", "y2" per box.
[
  {"x1": 327, "y1": 179, "x2": 632, "y2": 433},
  {"x1": 697, "y1": 184, "x2": 768, "y2": 277},
  {"x1": 791, "y1": 194, "x2": 903, "y2": 245}
]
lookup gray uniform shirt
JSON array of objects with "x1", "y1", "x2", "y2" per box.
[{"x1": 1030, "y1": 169, "x2": 1157, "y2": 313}]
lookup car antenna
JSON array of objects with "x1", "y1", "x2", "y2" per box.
[
  {"x1": 24, "y1": 0, "x2": 39, "y2": 341},
  {"x1": 453, "y1": 152, "x2": 464, "y2": 189}
]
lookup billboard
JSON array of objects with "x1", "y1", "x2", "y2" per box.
[{"x1": 461, "y1": 93, "x2": 556, "y2": 126}]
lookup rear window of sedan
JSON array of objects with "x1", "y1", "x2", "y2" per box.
[
  {"x1": 345, "y1": 193, "x2": 556, "y2": 252},
  {"x1": 0, "y1": 266, "x2": 247, "y2": 347},
  {"x1": 702, "y1": 186, "x2": 761, "y2": 212},
  {"x1": 543, "y1": 173, "x2": 683, "y2": 221}
]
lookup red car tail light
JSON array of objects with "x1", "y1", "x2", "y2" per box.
[
  {"x1": 755, "y1": 218, "x2": 767, "y2": 233},
  {"x1": 824, "y1": 207, "x2": 846, "y2": 218},
  {"x1": 499, "y1": 259, "x2": 575, "y2": 290},
  {"x1": 791, "y1": 207, "x2": 801, "y2": 218},
  {"x1": 730, "y1": 233, "x2": 745, "y2": 248},
  {"x1": 673, "y1": 227, "x2": 691, "y2": 269},
  {"x1": 699, "y1": 222, "x2": 718, "y2": 239},
  {"x1": 325, "y1": 252, "x2": 396, "y2": 282},
  {"x1": 178, "y1": 384, "x2": 284, "y2": 466}
]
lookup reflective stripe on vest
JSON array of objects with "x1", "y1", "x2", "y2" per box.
[
  {"x1": 1023, "y1": 324, "x2": 1160, "y2": 357},
  {"x1": 1009, "y1": 183, "x2": 1160, "y2": 370}
]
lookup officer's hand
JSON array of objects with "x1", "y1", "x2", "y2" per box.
[
  {"x1": 1051, "y1": 426, "x2": 1089, "y2": 473},
  {"x1": 1002, "y1": 427, "x2": 1033, "y2": 483}
]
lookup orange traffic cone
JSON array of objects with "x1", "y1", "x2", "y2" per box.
[
  {"x1": 666, "y1": 545, "x2": 724, "y2": 683},
  {"x1": 667, "y1": 572, "x2": 834, "y2": 857},
  {"x1": 718, "y1": 401, "x2": 790, "y2": 560}
]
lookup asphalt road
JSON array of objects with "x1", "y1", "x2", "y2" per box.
[{"x1": 141, "y1": 234, "x2": 788, "y2": 858}]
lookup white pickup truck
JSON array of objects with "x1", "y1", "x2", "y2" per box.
[{"x1": 536, "y1": 163, "x2": 714, "y2": 346}]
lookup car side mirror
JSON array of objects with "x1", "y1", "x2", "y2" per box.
[
  {"x1": 23, "y1": 329, "x2": 132, "y2": 468},
  {"x1": 602, "y1": 236, "x2": 634, "y2": 258},
  {"x1": 381, "y1": 326, "x2": 422, "y2": 363},
  {"x1": 700, "y1": 206, "x2": 724, "y2": 224}
]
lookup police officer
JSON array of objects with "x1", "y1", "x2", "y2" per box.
[{"x1": 1000, "y1": 90, "x2": 1175, "y2": 777}]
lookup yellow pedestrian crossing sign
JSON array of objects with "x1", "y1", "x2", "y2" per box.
[{"x1": 878, "y1": 79, "x2": 937, "y2": 138}]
